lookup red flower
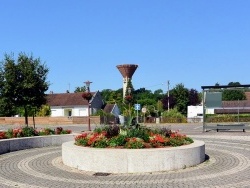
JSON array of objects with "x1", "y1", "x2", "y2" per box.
[
  {"x1": 75, "y1": 133, "x2": 88, "y2": 141},
  {"x1": 0, "y1": 131, "x2": 6, "y2": 139},
  {"x1": 125, "y1": 95, "x2": 133, "y2": 102}
]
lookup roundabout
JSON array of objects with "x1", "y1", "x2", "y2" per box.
[
  {"x1": 1, "y1": 133, "x2": 250, "y2": 187},
  {"x1": 62, "y1": 140, "x2": 205, "y2": 173}
]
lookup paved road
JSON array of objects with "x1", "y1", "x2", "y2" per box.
[{"x1": 1, "y1": 124, "x2": 250, "y2": 187}]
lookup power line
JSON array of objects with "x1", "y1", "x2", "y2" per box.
[{"x1": 144, "y1": 83, "x2": 164, "y2": 89}]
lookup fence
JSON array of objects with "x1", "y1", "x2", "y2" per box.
[
  {"x1": 4, "y1": 116, "x2": 247, "y2": 126},
  {"x1": 0, "y1": 116, "x2": 101, "y2": 126}
]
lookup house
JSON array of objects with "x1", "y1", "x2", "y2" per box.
[
  {"x1": 102, "y1": 103, "x2": 121, "y2": 124},
  {"x1": 46, "y1": 91, "x2": 104, "y2": 117},
  {"x1": 103, "y1": 103, "x2": 120, "y2": 117},
  {"x1": 187, "y1": 105, "x2": 203, "y2": 122}
]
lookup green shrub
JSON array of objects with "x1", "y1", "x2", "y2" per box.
[
  {"x1": 169, "y1": 138, "x2": 185, "y2": 147},
  {"x1": 22, "y1": 126, "x2": 36, "y2": 137},
  {"x1": 184, "y1": 137, "x2": 194, "y2": 144},
  {"x1": 38, "y1": 128, "x2": 55, "y2": 135},
  {"x1": 75, "y1": 125, "x2": 193, "y2": 149},
  {"x1": 124, "y1": 137, "x2": 144, "y2": 149},
  {"x1": 107, "y1": 134, "x2": 126, "y2": 147},
  {"x1": 5, "y1": 129, "x2": 14, "y2": 138},
  {"x1": 126, "y1": 127, "x2": 150, "y2": 142}
]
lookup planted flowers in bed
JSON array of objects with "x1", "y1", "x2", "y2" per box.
[
  {"x1": 0, "y1": 126, "x2": 72, "y2": 140},
  {"x1": 75, "y1": 125, "x2": 193, "y2": 149}
]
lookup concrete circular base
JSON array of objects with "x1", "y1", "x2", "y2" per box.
[{"x1": 62, "y1": 140, "x2": 205, "y2": 173}]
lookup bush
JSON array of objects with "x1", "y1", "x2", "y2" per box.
[
  {"x1": 125, "y1": 137, "x2": 144, "y2": 149},
  {"x1": 126, "y1": 126, "x2": 150, "y2": 142},
  {"x1": 75, "y1": 125, "x2": 193, "y2": 149},
  {"x1": 107, "y1": 134, "x2": 126, "y2": 147},
  {"x1": 0, "y1": 126, "x2": 72, "y2": 140},
  {"x1": 22, "y1": 126, "x2": 37, "y2": 137},
  {"x1": 38, "y1": 128, "x2": 55, "y2": 135}
]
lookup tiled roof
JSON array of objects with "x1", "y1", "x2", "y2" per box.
[
  {"x1": 222, "y1": 100, "x2": 250, "y2": 108},
  {"x1": 46, "y1": 92, "x2": 95, "y2": 106},
  {"x1": 215, "y1": 109, "x2": 250, "y2": 114},
  {"x1": 103, "y1": 104, "x2": 115, "y2": 113},
  {"x1": 215, "y1": 100, "x2": 250, "y2": 114}
]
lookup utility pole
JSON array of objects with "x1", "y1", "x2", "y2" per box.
[{"x1": 167, "y1": 80, "x2": 170, "y2": 111}]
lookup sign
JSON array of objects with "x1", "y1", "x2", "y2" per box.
[
  {"x1": 141, "y1": 107, "x2": 147, "y2": 113},
  {"x1": 134, "y1": 104, "x2": 141, "y2": 110}
]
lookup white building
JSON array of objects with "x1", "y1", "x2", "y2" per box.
[
  {"x1": 187, "y1": 105, "x2": 203, "y2": 123},
  {"x1": 46, "y1": 91, "x2": 104, "y2": 117}
]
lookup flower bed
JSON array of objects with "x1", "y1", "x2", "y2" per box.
[
  {"x1": 63, "y1": 125, "x2": 205, "y2": 173},
  {"x1": 0, "y1": 126, "x2": 72, "y2": 140},
  {"x1": 75, "y1": 125, "x2": 193, "y2": 149}
]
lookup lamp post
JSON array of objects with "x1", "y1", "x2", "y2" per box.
[
  {"x1": 127, "y1": 87, "x2": 132, "y2": 124},
  {"x1": 83, "y1": 80, "x2": 92, "y2": 131},
  {"x1": 167, "y1": 80, "x2": 170, "y2": 112}
]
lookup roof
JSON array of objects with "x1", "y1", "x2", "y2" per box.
[
  {"x1": 201, "y1": 84, "x2": 250, "y2": 90},
  {"x1": 214, "y1": 100, "x2": 250, "y2": 114},
  {"x1": 103, "y1": 104, "x2": 115, "y2": 113},
  {"x1": 46, "y1": 92, "x2": 95, "y2": 106},
  {"x1": 222, "y1": 100, "x2": 250, "y2": 108}
]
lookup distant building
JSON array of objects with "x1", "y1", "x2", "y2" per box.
[
  {"x1": 187, "y1": 92, "x2": 250, "y2": 122},
  {"x1": 187, "y1": 105, "x2": 203, "y2": 123},
  {"x1": 46, "y1": 91, "x2": 104, "y2": 117},
  {"x1": 103, "y1": 103, "x2": 121, "y2": 117}
]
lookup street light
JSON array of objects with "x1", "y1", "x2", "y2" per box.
[
  {"x1": 127, "y1": 87, "x2": 132, "y2": 120},
  {"x1": 83, "y1": 80, "x2": 92, "y2": 131}
]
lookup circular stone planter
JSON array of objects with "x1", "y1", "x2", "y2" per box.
[{"x1": 62, "y1": 140, "x2": 205, "y2": 174}]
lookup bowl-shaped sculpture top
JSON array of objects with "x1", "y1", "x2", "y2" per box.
[{"x1": 117, "y1": 64, "x2": 138, "y2": 78}]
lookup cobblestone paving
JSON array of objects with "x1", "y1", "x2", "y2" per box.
[{"x1": 1, "y1": 134, "x2": 250, "y2": 187}]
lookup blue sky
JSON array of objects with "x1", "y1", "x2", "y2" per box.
[{"x1": 1, "y1": 1, "x2": 250, "y2": 93}]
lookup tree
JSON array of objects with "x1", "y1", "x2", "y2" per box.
[
  {"x1": 188, "y1": 89, "x2": 201, "y2": 106},
  {"x1": 74, "y1": 86, "x2": 86, "y2": 93},
  {"x1": 36, "y1": 105, "x2": 51, "y2": 117},
  {"x1": 0, "y1": 53, "x2": 49, "y2": 125},
  {"x1": 222, "y1": 82, "x2": 246, "y2": 101},
  {"x1": 170, "y1": 83, "x2": 189, "y2": 114},
  {"x1": 0, "y1": 57, "x2": 18, "y2": 116},
  {"x1": 161, "y1": 94, "x2": 175, "y2": 111}
]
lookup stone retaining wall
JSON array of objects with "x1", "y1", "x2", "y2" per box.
[
  {"x1": 0, "y1": 134, "x2": 75, "y2": 155},
  {"x1": 62, "y1": 140, "x2": 205, "y2": 173}
]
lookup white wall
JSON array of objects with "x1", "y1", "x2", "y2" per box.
[
  {"x1": 187, "y1": 106, "x2": 203, "y2": 118},
  {"x1": 72, "y1": 107, "x2": 88, "y2": 116},
  {"x1": 206, "y1": 108, "x2": 215, "y2": 114},
  {"x1": 187, "y1": 106, "x2": 203, "y2": 123},
  {"x1": 51, "y1": 108, "x2": 64, "y2": 117},
  {"x1": 51, "y1": 106, "x2": 89, "y2": 117}
]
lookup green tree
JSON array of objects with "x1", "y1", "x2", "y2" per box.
[
  {"x1": 188, "y1": 89, "x2": 201, "y2": 106},
  {"x1": 171, "y1": 83, "x2": 189, "y2": 114},
  {"x1": 74, "y1": 86, "x2": 86, "y2": 93},
  {"x1": 0, "y1": 57, "x2": 18, "y2": 116},
  {"x1": 222, "y1": 82, "x2": 246, "y2": 101},
  {"x1": 36, "y1": 105, "x2": 51, "y2": 117},
  {"x1": 0, "y1": 53, "x2": 49, "y2": 125},
  {"x1": 162, "y1": 108, "x2": 185, "y2": 118}
]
